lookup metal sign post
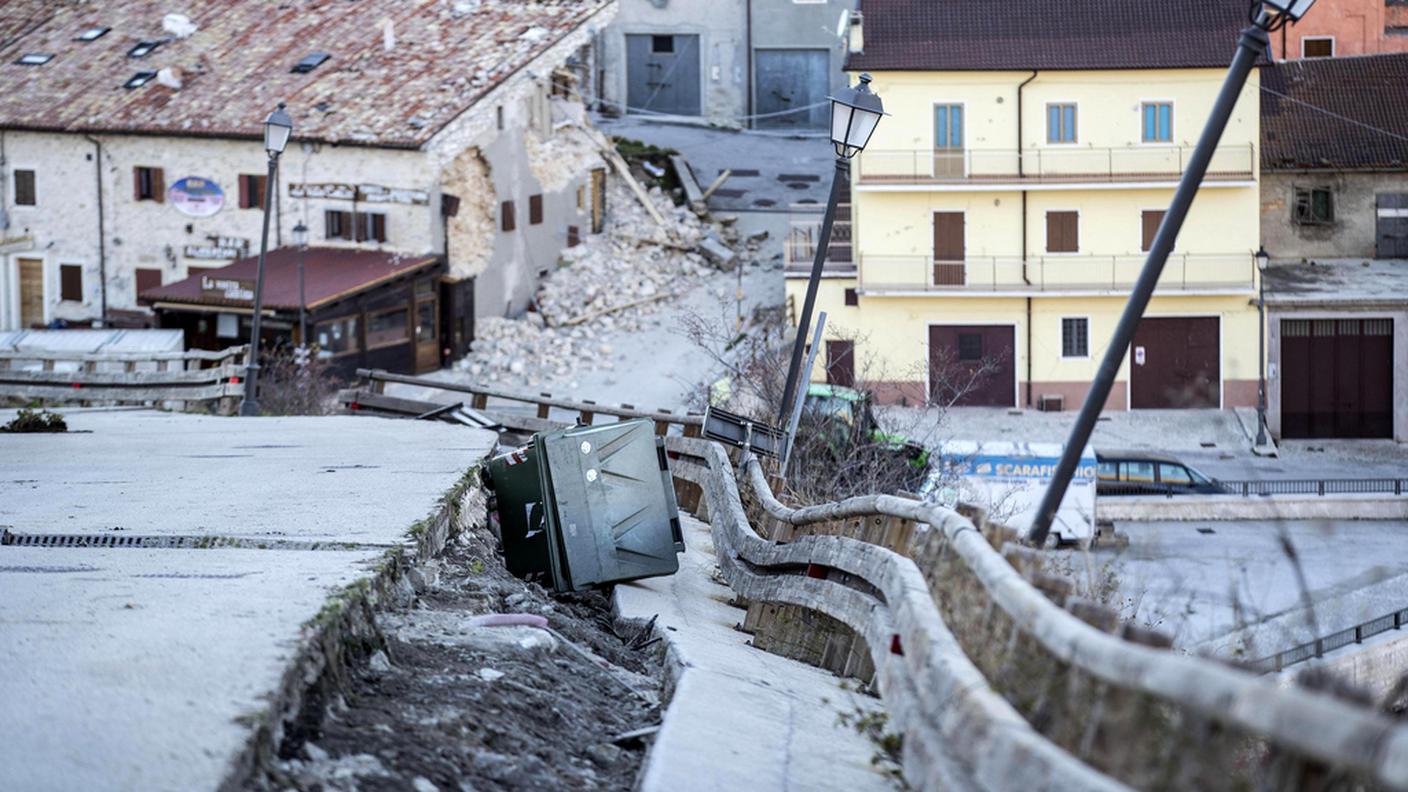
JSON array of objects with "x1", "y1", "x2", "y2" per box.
[{"x1": 782, "y1": 311, "x2": 827, "y2": 475}]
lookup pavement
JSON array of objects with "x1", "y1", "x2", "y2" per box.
[
  {"x1": 0, "y1": 408, "x2": 497, "y2": 792},
  {"x1": 595, "y1": 114, "x2": 833, "y2": 214},
  {"x1": 1062, "y1": 518, "x2": 1408, "y2": 657},
  {"x1": 616, "y1": 515, "x2": 895, "y2": 792}
]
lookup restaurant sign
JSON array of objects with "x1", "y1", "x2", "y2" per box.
[
  {"x1": 169, "y1": 177, "x2": 226, "y2": 218},
  {"x1": 184, "y1": 236, "x2": 250, "y2": 260},
  {"x1": 289, "y1": 182, "x2": 429, "y2": 205},
  {"x1": 200, "y1": 275, "x2": 256, "y2": 302}
]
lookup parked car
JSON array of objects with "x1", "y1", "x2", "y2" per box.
[{"x1": 1094, "y1": 449, "x2": 1226, "y2": 496}]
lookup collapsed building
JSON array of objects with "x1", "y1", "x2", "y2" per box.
[{"x1": 0, "y1": 0, "x2": 617, "y2": 373}]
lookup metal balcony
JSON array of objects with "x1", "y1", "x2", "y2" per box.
[
  {"x1": 855, "y1": 144, "x2": 1256, "y2": 187},
  {"x1": 784, "y1": 213, "x2": 855, "y2": 277},
  {"x1": 858, "y1": 253, "x2": 1257, "y2": 294}
]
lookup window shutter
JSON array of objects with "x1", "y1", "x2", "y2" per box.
[
  {"x1": 324, "y1": 209, "x2": 339, "y2": 239},
  {"x1": 529, "y1": 194, "x2": 543, "y2": 225},
  {"x1": 238, "y1": 175, "x2": 250, "y2": 209},
  {"x1": 501, "y1": 200, "x2": 515, "y2": 232},
  {"x1": 151, "y1": 168, "x2": 165, "y2": 203},
  {"x1": 355, "y1": 212, "x2": 369, "y2": 242},
  {"x1": 133, "y1": 167, "x2": 143, "y2": 201},
  {"x1": 60, "y1": 264, "x2": 83, "y2": 301},
  {"x1": 373, "y1": 214, "x2": 386, "y2": 242}
]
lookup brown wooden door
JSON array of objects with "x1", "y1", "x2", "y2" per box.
[
  {"x1": 932, "y1": 212, "x2": 965, "y2": 285},
  {"x1": 1141, "y1": 210, "x2": 1165, "y2": 252},
  {"x1": 825, "y1": 340, "x2": 855, "y2": 388},
  {"x1": 1280, "y1": 318, "x2": 1393, "y2": 438},
  {"x1": 1130, "y1": 317, "x2": 1219, "y2": 408},
  {"x1": 17, "y1": 257, "x2": 44, "y2": 327},
  {"x1": 928, "y1": 324, "x2": 1015, "y2": 407},
  {"x1": 414, "y1": 296, "x2": 439, "y2": 373}
]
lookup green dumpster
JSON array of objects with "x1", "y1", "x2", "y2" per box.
[{"x1": 487, "y1": 418, "x2": 683, "y2": 592}]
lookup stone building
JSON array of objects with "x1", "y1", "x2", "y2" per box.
[
  {"x1": 1268, "y1": 0, "x2": 1408, "y2": 60},
  {"x1": 597, "y1": 0, "x2": 858, "y2": 129},
  {"x1": 0, "y1": 0, "x2": 617, "y2": 367}
]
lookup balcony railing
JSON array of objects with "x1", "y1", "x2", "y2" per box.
[
  {"x1": 784, "y1": 214, "x2": 854, "y2": 276},
  {"x1": 858, "y1": 253, "x2": 1257, "y2": 293},
  {"x1": 856, "y1": 144, "x2": 1256, "y2": 186}
]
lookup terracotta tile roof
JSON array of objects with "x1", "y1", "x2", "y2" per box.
[
  {"x1": 140, "y1": 247, "x2": 440, "y2": 311},
  {"x1": 0, "y1": 0, "x2": 611, "y2": 148},
  {"x1": 848, "y1": 0, "x2": 1250, "y2": 72},
  {"x1": 1261, "y1": 52, "x2": 1408, "y2": 171}
]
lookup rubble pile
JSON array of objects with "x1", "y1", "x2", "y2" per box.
[{"x1": 455, "y1": 174, "x2": 757, "y2": 390}]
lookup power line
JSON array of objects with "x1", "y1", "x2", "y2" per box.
[{"x1": 1260, "y1": 84, "x2": 1408, "y2": 145}]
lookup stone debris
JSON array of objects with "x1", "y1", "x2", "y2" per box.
[{"x1": 454, "y1": 173, "x2": 754, "y2": 391}]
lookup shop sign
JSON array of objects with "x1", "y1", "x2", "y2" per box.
[
  {"x1": 200, "y1": 275, "x2": 255, "y2": 302},
  {"x1": 184, "y1": 236, "x2": 250, "y2": 260},
  {"x1": 0, "y1": 234, "x2": 34, "y2": 254},
  {"x1": 289, "y1": 182, "x2": 428, "y2": 205},
  {"x1": 169, "y1": 177, "x2": 226, "y2": 218}
]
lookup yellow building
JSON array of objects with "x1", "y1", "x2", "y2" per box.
[{"x1": 789, "y1": 0, "x2": 1265, "y2": 411}]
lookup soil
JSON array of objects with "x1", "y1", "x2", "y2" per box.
[{"x1": 251, "y1": 514, "x2": 664, "y2": 792}]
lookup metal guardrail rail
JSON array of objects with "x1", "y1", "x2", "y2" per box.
[
  {"x1": 0, "y1": 345, "x2": 247, "y2": 407},
  {"x1": 1253, "y1": 607, "x2": 1408, "y2": 674},
  {"x1": 1104, "y1": 478, "x2": 1408, "y2": 497},
  {"x1": 666, "y1": 435, "x2": 1408, "y2": 790}
]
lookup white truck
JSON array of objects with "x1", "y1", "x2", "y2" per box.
[{"x1": 919, "y1": 440, "x2": 1099, "y2": 547}]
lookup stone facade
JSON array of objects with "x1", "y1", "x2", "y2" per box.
[{"x1": 1261, "y1": 171, "x2": 1408, "y2": 260}]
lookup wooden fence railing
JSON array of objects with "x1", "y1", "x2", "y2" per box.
[
  {"x1": 666, "y1": 436, "x2": 1408, "y2": 791},
  {"x1": 0, "y1": 345, "x2": 247, "y2": 412}
]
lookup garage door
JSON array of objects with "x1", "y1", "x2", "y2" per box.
[
  {"x1": 753, "y1": 49, "x2": 829, "y2": 130},
  {"x1": 626, "y1": 34, "x2": 701, "y2": 117},
  {"x1": 1378, "y1": 193, "x2": 1408, "y2": 258},
  {"x1": 928, "y1": 325, "x2": 1015, "y2": 407},
  {"x1": 1280, "y1": 318, "x2": 1393, "y2": 438},
  {"x1": 1130, "y1": 316, "x2": 1219, "y2": 408}
]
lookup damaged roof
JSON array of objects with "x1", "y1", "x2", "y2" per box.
[
  {"x1": 1262, "y1": 52, "x2": 1408, "y2": 171},
  {"x1": 847, "y1": 0, "x2": 1250, "y2": 72},
  {"x1": 140, "y1": 248, "x2": 440, "y2": 310},
  {"x1": 0, "y1": 0, "x2": 612, "y2": 148}
]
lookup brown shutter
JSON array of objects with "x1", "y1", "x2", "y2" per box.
[
  {"x1": 239, "y1": 175, "x2": 251, "y2": 209},
  {"x1": 501, "y1": 200, "x2": 515, "y2": 231},
  {"x1": 932, "y1": 211, "x2": 965, "y2": 285},
  {"x1": 529, "y1": 194, "x2": 543, "y2": 225},
  {"x1": 152, "y1": 168, "x2": 165, "y2": 203},
  {"x1": 133, "y1": 167, "x2": 143, "y2": 201},
  {"x1": 324, "y1": 209, "x2": 336, "y2": 238},
  {"x1": 354, "y1": 212, "x2": 369, "y2": 242},
  {"x1": 14, "y1": 170, "x2": 35, "y2": 205},
  {"x1": 135, "y1": 268, "x2": 162, "y2": 296},
  {"x1": 1141, "y1": 210, "x2": 1165, "y2": 252},
  {"x1": 59, "y1": 264, "x2": 83, "y2": 301},
  {"x1": 567, "y1": 225, "x2": 580, "y2": 247},
  {"x1": 1047, "y1": 211, "x2": 1078, "y2": 253},
  {"x1": 372, "y1": 213, "x2": 386, "y2": 242}
]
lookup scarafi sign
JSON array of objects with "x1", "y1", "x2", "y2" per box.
[{"x1": 169, "y1": 177, "x2": 226, "y2": 218}]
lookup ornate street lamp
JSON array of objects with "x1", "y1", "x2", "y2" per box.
[
  {"x1": 292, "y1": 221, "x2": 309, "y2": 359},
  {"x1": 240, "y1": 102, "x2": 293, "y2": 417},
  {"x1": 778, "y1": 74, "x2": 886, "y2": 430},
  {"x1": 1028, "y1": 0, "x2": 1317, "y2": 544}
]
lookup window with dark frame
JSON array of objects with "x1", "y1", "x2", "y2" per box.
[
  {"x1": 133, "y1": 166, "x2": 164, "y2": 202},
  {"x1": 529, "y1": 194, "x2": 543, "y2": 225},
  {"x1": 957, "y1": 332, "x2": 983, "y2": 361},
  {"x1": 13, "y1": 169, "x2": 36, "y2": 206},
  {"x1": 1046, "y1": 211, "x2": 1078, "y2": 253},
  {"x1": 238, "y1": 174, "x2": 267, "y2": 209},
  {"x1": 354, "y1": 212, "x2": 388, "y2": 243},
  {"x1": 1061, "y1": 317, "x2": 1089, "y2": 358},
  {"x1": 651, "y1": 35, "x2": 673, "y2": 53},
  {"x1": 1302, "y1": 37, "x2": 1334, "y2": 58},
  {"x1": 325, "y1": 209, "x2": 353, "y2": 240},
  {"x1": 567, "y1": 225, "x2": 580, "y2": 247},
  {"x1": 59, "y1": 264, "x2": 83, "y2": 302},
  {"x1": 315, "y1": 316, "x2": 361, "y2": 357},
  {"x1": 366, "y1": 307, "x2": 410, "y2": 348},
  {"x1": 1293, "y1": 186, "x2": 1334, "y2": 225},
  {"x1": 135, "y1": 268, "x2": 162, "y2": 296},
  {"x1": 501, "y1": 200, "x2": 516, "y2": 231},
  {"x1": 844, "y1": 287, "x2": 858, "y2": 306}
]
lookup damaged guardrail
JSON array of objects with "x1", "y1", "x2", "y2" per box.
[{"x1": 666, "y1": 435, "x2": 1408, "y2": 790}]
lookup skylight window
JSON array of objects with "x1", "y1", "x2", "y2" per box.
[
  {"x1": 291, "y1": 52, "x2": 330, "y2": 73},
  {"x1": 128, "y1": 40, "x2": 161, "y2": 58},
  {"x1": 16, "y1": 53, "x2": 53, "y2": 66},
  {"x1": 124, "y1": 71, "x2": 157, "y2": 89},
  {"x1": 76, "y1": 27, "x2": 110, "y2": 42}
]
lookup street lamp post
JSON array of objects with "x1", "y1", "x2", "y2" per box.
[
  {"x1": 778, "y1": 73, "x2": 886, "y2": 426},
  {"x1": 239, "y1": 103, "x2": 294, "y2": 417},
  {"x1": 1255, "y1": 246, "x2": 1270, "y2": 448},
  {"x1": 292, "y1": 221, "x2": 309, "y2": 356},
  {"x1": 1027, "y1": 0, "x2": 1316, "y2": 545}
]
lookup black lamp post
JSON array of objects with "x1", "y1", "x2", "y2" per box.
[
  {"x1": 1255, "y1": 245, "x2": 1270, "y2": 448},
  {"x1": 292, "y1": 221, "x2": 309, "y2": 355},
  {"x1": 1028, "y1": 0, "x2": 1316, "y2": 545},
  {"x1": 778, "y1": 73, "x2": 886, "y2": 426},
  {"x1": 239, "y1": 102, "x2": 293, "y2": 417}
]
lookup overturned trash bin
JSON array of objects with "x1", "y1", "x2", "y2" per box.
[{"x1": 487, "y1": 418, "x2": 684, "y2": 592}]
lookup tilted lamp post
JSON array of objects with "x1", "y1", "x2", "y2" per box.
[
  {"x1": 292, "y1": 221, "x2": 309, "y2": 358},
  {"x1": 778, "y1": 73, "x2": 886, "y2": 428},
  {"x1": 1254, "y1": 246, "x2": 1270, "y2": 448},
  {"x1": 239, "y1": 102, "x2": 293, "y2": 417},
  {"x1": 1028, "y1": 0, "x2": 1316, "y2": 545}
]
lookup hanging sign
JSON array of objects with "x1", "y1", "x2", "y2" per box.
[
  {"x1": 200, "y1": 275, "x2": 255, "y2": 302},
  {"x1": 289, "y1": 182, "x2": 428, "y2": 205},
  {"x1": 169, "y1": 177, "x2": 226, "y2": 218}
]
